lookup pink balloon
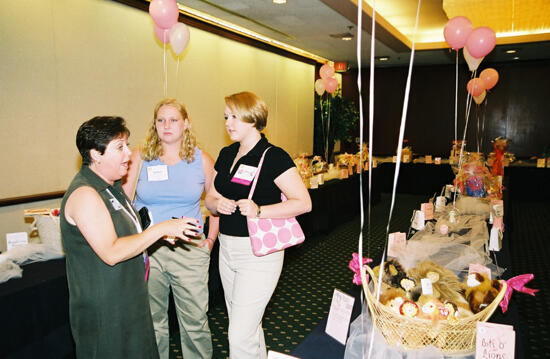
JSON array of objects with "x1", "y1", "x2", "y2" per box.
[
  {"x1": 443, "y1": 16, "x2": 473, "y2": 50},
  {"x1": 169, "y1": 22, "x2": 190, "y2": 55},
  {"x1": 467, "y1": 78, "x2": 485, "y2": 97},
  {"x1": 479, "y1": 68, "x2": 499, "y2": 90},
  {"x1": 153, "y1": 24, "x2": 170, "y2": 44},
  {"x1": 319, "y1": 64, "x2": 335, "y2": 80},
  {"x1": 149, "y1": 0, "x2": 179, "y2": 29},
  {"x1": 466, "y1": 27, "x2": 496, "y2": 58},
  {"x1": 324, "y1": 77, "x2": 338, "y2": 94}
]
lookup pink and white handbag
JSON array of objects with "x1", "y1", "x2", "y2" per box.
[{"x1": 246, "y1": 147, "x2": 305, "y2": 256}]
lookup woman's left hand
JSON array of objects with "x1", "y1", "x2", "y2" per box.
[
  {"x1": 236, "y1": 199, "x2": 259, "y2": 218},
  {"x1": 197, "y1": 237, "x2": 215, "y2": 251}
]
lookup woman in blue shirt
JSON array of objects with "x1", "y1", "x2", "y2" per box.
[{"x1": 124, "y1": 99, "x2": 219, "y2": 359}]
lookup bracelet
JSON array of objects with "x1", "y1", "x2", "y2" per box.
[{"x1": 256, "y1": 205, "x2": 262, "y2": 218}]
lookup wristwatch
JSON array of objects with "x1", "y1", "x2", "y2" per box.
[{"x1": 256, "y1": 205, "x2": 262, "y2": 218}]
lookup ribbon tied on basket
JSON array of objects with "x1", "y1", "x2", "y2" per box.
[
  {"x1": 499, "y1": 273, "x2": 539, "y2": 313},
  {"x1": 349, "y1": 253, "x2": 373, "y2": 285}
]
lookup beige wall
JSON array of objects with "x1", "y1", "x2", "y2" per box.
[{"x1": 0, "y1": 0, "x2": 314, "y2": 251}]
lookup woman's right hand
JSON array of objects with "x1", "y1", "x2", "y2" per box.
[
  {"x1": 216, "y1": 196, "x2": 237, "y2": 215},
  {"x1": 158, "y1": 217, "x2": 201, "y2": 244}
]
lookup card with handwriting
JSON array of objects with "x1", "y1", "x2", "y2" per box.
[
  {"x1": 421, "y1": 202, "x2": 434, "y2": 220},
  {"x1": 6, "y1": 232, "x2": 29, "y2": 251},
  {"x1": 388, "y1": 232, "x2": 407, "y2": 257},
  {"x1": 325, "y1": 289, "x2": 355, "y2": 344},
  {"x1": 476, "y1": 322, "x2": 515, "y2": 359}
]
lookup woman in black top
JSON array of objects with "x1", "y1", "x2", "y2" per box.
[{"x1": 206, "y1": 91, "x2": 311, "y2": 359}]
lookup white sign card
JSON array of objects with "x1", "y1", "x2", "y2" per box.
[
  {"x1": 489, "y1": 227, "x2": 502, "y2": 251},
  {"x1": 387, "y1": 232, "x2": 407, "y2": 257},
  {"x1": 476, "y1": 322, "x2": 515, "y2": 359},
  {"x1": 267, "y1": 351, "x2": 300, "y2": 359},
  {"x1": 435, "y1": 196, "x2": 446, "y2": 212},
  {"x1": 411, "y1": 210, "x2": 425, "y2": 230},
  {"x1": 325, "y1": 289, "x2": 355, "y2": 344},
  {"x1": 6, "y1": 232, "x2": 29, "y2": 251},
  {"x1": 421, "y1": 202, "x2": 434, "y2": 220}
]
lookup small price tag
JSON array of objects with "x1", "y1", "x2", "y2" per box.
[
  {"x1": 325, "y1": 289, "x2": 355, "y2": 345},
  {"x1": 421, "y1": 278, "x2": 433, "y2": 295},
  {"x1": 476, "y1": 322, "x2": 515, "y2": 359},
  {"x1": 489, "y1": 227, "x2": 502, "y2": 251},
  {"x1": 6, "y1": 232, "x2": 29, "y2": 251},
  {"x1": 434, "y1": 157, "x2": 441, "y2": 164},
  {"x1": 387, "y1": 232, "x2": 407, "y2": 257},
  {"x1": 425, "y1": 155, "x2": 432, "y2": 164},
  {"x1": 421, "y1": 202, "x2": 434, "y2": 220},
  {"x1": 469, "y1": 263, "x2": 492, "y2": 280},
  {"x1": 411, "y1": 210, "x2": 425, "y2": 230}
]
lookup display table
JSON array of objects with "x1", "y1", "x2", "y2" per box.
[
  {"x1": 0, "y1": 175, "x2": 379, "y2": 358},
  {"x1": 374, "y1": 162, "x2": 455, "y2": 196}
]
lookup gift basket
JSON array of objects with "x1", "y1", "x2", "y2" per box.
[{"x1": 360, "y1": 265, "x2": 506, "y2": 355}]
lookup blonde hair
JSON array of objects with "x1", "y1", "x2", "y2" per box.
[
  {"x1": 141, "y1": 99, "x2": 197, "y2": 163},
  {"x1": 224, "y1": 91, "x2": 268, "y2": 131}
]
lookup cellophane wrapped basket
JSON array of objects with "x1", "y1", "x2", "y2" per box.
[{"x1": 360, "y1": 265, "x2": 507, "y2": 355}]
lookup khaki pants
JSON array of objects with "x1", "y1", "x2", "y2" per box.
[
  {"x1": 218, "y1": 233, "x2": 284, "y2": 359},
  {"x1": 148, "y1": 239, "x2": 212, "y2": 359}
]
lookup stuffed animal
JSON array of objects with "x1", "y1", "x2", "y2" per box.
[
  {"x1": 407, "y1": 261, "x2": 463, "y2": 303},
  {"x1": 379, "y1": 287, "x2": 407, "y2": 314},
  {"x1": 463, "y1": 272, "x2": 502, "y2": 313},
  {"x1": 372, "y1": 259, "x2": 407, "y2": 289}
]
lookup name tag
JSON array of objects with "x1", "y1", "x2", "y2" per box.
[
  {"x1": 147, "y1": 165, "x2": 168, "y2": 181},
  {"x1": 231, "y1": 164, "x2": 258, "y2": 185},
  {"x1": 109, "y1": 197, "x2": 123, "y2": 211}
]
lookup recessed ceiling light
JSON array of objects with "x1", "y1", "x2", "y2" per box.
[
  {"x1": 513, "y1": 56, "x2": 520, "y2": 60},
  {"x1": 377, "y1": 56, "x2": 390, "y2": 61},
  {"x1": 506, "y1": 49, "x2": 517, "y2": 54},
  {"x1": 273, "y1": 0, "x2": 286, "y2": 4},
  {"x1": 341, "y1": 35, "x2": 353, "y2": 41}
]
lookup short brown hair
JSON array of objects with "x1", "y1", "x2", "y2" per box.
[{"x1": 224, "y1": 91, "x2": 267, "y2": 131}]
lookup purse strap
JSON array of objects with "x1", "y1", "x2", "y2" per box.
[
  {"x1": 247, "y1": 147, "x2": 272, "y2": 200},
  {"x1": 129, "y1": 155, "x2": 143, "y2": 201}
]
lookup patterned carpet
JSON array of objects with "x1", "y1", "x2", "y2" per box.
[{"x1": 168, "y1": 193, "x2": 548, "y2": 358}]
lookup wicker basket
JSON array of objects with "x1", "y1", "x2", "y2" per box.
[{"x1": 360, "y1": 265, "x2": 507, "y2": 355}]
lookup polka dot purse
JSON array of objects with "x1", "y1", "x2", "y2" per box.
[{"x1": 246, "y1": 147, "x2": 305, "y2": 256}]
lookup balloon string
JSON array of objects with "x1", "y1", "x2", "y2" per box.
[
  {"x1": 453, "y1": 83, "x2": 474, "y2": 207},
  {"x1": 481, "y1": 97, "x2": 488, "y2": 150},
  {"x1": 364, "y1": 0, "x2": 377, "y2": 358},
  {"x1": 176, "y1": 57, "x2": 180, "y2": 99},
  {"x1": 455, "y1": 50, "x2": 458, "y2": 143},
  {"x1": 355, "y1": 1, "x2": 367, "y2": 356},
  {"x1": 163, "y1": 32, "x2": 168, "y2": 98}
]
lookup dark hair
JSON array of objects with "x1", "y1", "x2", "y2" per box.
[{"x1": 76, "y1": 116, "x2": 130, "y2": 165}]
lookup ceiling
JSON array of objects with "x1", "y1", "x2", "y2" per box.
[{"x1": 175, "y1": 0, "x2": 550, "y2": 68}]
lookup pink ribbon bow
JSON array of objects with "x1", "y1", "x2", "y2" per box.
[
  {"x1": 499, "y1": 274, "x2": 539, "y2": 313},
  {"x1": 349, "y1": 253, "x2": 373, "y2": 285}
]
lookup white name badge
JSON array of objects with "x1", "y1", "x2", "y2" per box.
[
  {"x1": 325, "y1": 289, "x2": 355, "y2": 345},
  {"x1": 267, "y1": 351, "x2": 299, "y2": 359},
  {"x1": 109, "y1": 197, "x2": 123, "y2": 211},
  {"x1": 231, "y1": 164, "x2": 257, "y2": 185},
  {"x1": 147, "y1": 165, "x2": 168, "y2": 182},
  {"x1": 6, "y1": 232, "x2": 29, "y2": 251}
]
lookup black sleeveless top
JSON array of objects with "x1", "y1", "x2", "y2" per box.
[{"x1": 60, "y1": 166, "x2": 158, "y2": 359}]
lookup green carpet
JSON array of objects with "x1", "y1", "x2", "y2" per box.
[{"x1": 170, "y1": 193, "x2": 428, "y2": 358}]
